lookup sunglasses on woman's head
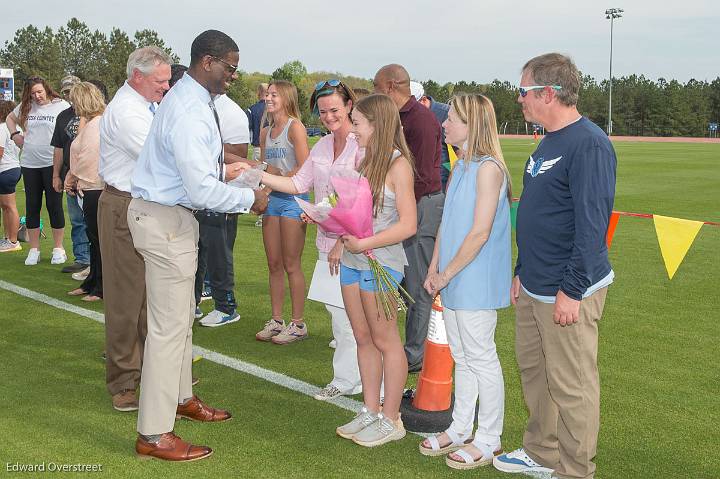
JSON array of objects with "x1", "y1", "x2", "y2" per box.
[{"x1": 315, "y1": 79, "x2": 342, "y2": 91}]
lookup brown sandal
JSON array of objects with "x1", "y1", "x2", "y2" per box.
[{"x1": 419, "y1": 431, "x2": 473, "y2": 457}]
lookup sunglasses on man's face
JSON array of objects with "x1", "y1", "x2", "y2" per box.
[
  {"x1": 211, "y1": 56, "x2": 239, "y2": 75},
  {"x1": 519, "y1": 85, "x2": 562, "y2": 97}
]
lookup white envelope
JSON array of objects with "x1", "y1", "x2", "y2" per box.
[{"x1": 307, "y1": 259, "x2": 344, "y2": 309}]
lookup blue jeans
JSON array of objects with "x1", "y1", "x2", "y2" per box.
[{"x1": 66, "y1": 193, "x2": 90, "y2": 264}]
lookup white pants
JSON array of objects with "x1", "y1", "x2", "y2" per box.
[
  {"x1": 444, "y1": 308, "x2": 504, "y2": 447},
  {"x1": 319, "y1": 253, "x2": 361, "y2": 393}
]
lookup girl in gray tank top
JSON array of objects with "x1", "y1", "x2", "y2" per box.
[
  {"x1": 335, "y1": 94, "x2": 417, "y2": 446},
  {"x1": 256, "y1": 80, "x2": 311, "y2": 345},
  {"x1": 263, "y1": 118, "x2": 297, "y2": 175}
]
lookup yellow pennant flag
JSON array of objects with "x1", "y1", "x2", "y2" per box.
[
  {"x1": 447, "y1": 143, "x2": 458, "y2": 169},
  {"x1": 653, "y1": 215, "x2": 704, "y2": 279}
]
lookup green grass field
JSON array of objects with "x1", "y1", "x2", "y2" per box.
[{"x1": 0, "y1": 139, "x2": 718, "y2": 478}]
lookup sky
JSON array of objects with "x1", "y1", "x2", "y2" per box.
[{"x1": 1, "y1": 0, "x2": 718, "y2": 84}]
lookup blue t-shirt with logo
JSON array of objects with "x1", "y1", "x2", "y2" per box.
[{"x1": 515, "y1": 116, "x2": 616, "y2": 301}]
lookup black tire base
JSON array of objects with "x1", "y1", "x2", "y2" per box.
[{"x1": 399, "y1": 390, "x2": 454, "y2": 433}]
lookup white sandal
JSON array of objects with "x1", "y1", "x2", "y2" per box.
[
  {"x1": 445, "y1": 442, "x2": 502, "y2": 470},
  {"x1": 418, "y1": 430, "x2": 472, "y2": 457}
]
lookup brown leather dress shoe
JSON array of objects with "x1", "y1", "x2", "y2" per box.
[
  {"x1": 176, "y1": 395, "x2": 232, "y2": 422},
  {"x1": 112, "y1": 390, "x2": 138, "y2": 412},
  {"x1": 135, "y1": 432, "x2": 212, "y2": 462}
]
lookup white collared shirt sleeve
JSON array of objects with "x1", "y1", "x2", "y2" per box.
[
  {"x1": 170, "y1": 114, "x2": 254, "y2": 213},
  {"x1": 117, "y1": 111, "x2": 153, "y2": 161},
  {"x1": 215, "y1": 94, "x2": 250, "y2": 145}
]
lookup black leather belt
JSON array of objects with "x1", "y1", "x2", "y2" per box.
[{"x1": 179, "y1": 205, "x2": 199, "y2": 214}]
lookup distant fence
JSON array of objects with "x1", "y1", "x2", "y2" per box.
[{"x1": 499, "y1": 134, "x2": 720, "y2": 144}]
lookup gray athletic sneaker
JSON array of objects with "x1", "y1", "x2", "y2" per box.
[
  {"x1": 336, "y1": 406, "x2": 378, "y2": 439},
  {"x1": 271, "y1": 321, "x2": 308, "y2": 344},
  {"x1": 256, "y1": 319, "x2": 285, "y2": 341},
  {"x1": 352, "y1": 413, "x2": 406, "y2": 447}
]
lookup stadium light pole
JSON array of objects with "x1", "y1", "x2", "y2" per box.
[{"x1": 605, "y1": 8, "x2": 623, "y2": 136}]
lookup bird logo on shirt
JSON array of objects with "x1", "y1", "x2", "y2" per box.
[{"x1": 527, "y1": 155, "x2": 562, "y2": 177}]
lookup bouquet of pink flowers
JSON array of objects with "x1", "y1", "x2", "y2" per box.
[{"x1": 295, "y1": 170, "x2": 413, "y2": 319}]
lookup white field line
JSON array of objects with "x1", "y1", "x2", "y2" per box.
[{"x1": 0, "y1": 279, "x2": 362, "y2": 414}]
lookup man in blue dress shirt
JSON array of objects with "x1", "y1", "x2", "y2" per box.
[{"x1": 128, "y1": 29, "x2": 268, "y2": 462}]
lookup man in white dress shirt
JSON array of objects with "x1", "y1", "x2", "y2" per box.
[
  {"x1": 129, "y1": 29, "x2": 267, "y2": 462},
  {"x1": 98, "y1": 46, "x2": 172, "y2": 413}
]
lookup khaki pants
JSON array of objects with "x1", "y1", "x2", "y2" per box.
[
  {"x1": 98, "y1": 188, "x2": 147, "y2": 396},
  {"x1": 515, "y1": 287, "x2": 608, "y2": 479},
  {"x1": 127, "y1": 199, "x2": 199, "y2": 435}
]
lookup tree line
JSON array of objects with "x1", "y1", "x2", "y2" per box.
[{"x1": 2, "y1": 19, "x2": 718, "y2": 137}]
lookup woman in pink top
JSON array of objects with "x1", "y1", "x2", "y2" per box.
[
  {"x1": 243, "y1": 80, "x2": 363, "y2": 401},
  {"x1": 65, "y1": 82, "x2": 106, "y2": 302}
]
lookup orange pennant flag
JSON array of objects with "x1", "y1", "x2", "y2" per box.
[
  {"x1": 606, "y1": 212, "x2": 620, "y2": 249},
  {"x1": 653, "y1": 215, "x2": 704, "y2": 280}
]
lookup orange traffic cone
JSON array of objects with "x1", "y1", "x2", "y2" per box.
[
  {"x1": 413, "y1": 296, "x2": 454, "y2": 410},
  {"x1": 400, "y1": 295, "x2": 455, "y2": 432}
]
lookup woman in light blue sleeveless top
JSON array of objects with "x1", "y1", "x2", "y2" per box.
[
  {"x1": 419, "y1": 94, "x2": 512, "y2": 468},
  {"x1": 256, "y1": 80, "x2": 310, "y2": 344}
]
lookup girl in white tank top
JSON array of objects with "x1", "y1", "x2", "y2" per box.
[{"x1": 336, "y1": 94, "x2": 417, "y2": 446}]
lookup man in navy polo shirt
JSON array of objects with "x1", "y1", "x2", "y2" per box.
[{"x1": 494, "y1": 53, "x2": 616, "y2": 479}]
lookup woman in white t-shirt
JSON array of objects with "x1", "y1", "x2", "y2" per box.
[
  {"x1": 5, "y1": 77, "x2": 70, "y2": 265},
  {"x1": 0, "y1": 100, "x2": 22, "y2": 252}
]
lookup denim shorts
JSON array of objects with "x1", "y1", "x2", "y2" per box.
[
  {"x1": 340, "y1": 264, "x2": 404, "y2": 292},
  {"x1": 265, "y1": 191, "x2": 309, "y2": 220},
  {"x1": 0, "y1": 168, "x2": 21, "y2": 195}
]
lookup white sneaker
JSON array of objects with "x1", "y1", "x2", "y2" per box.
[
  {"x1": 314, "y1": 384, "x2": 342, "y2": 401},
  {"x1": 51, "y1": 248, "x2": 67, "y2": 265},
  {"x1": 25, "y1": 248, "x2": 40, "y2": 265},
  {"x1": 493, "y1": 448, "x2": 554, "y2": 474},
  {"x1": 200, "y1": 310, "x2": 240, "y2": 328},
  {"x1": 329, "y1": 339, "x2": 337, "y2": 349},
  {"x1": 352, "y1": 413, "x2": 406, "y2": 447},
  {"x1": 0, "y1": 239, "x2": 21, "y2": 252},
  {"x1": 71, "y1": 267, "x2": 90, "y2": 281},
  {"x1": 336, "y1": 407, "x2": 378, "y2": 439}
]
